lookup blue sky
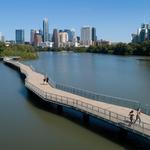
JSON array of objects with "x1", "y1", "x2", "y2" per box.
[{"x1": 0, "y1": 0, "x2": 150, "y2": 42}]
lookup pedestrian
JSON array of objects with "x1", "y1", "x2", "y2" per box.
[
  {"x1": 43, "y1": 77, "x2": 46, "y2": 84},
  {"x1": 47, "y1": 77, "x2": 49, "y2": 83},
  {"x1": 134, "y1": 108, "x2": 141, "y2": 124},
  {"x1": 45, "y1": 74, "x2": 48, "y2": 84},
  {"x1": 129, "y1": 110, "x2": 134, "y2": 126}
]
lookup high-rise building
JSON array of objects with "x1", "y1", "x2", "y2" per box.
[
  {"x1": 132, "y1": 23, "x2": 150, "y2": 43},
  {"x1": 34, "y1": 30, "x2": 42, "y2": 47},
  {"x1": 1, "y1": 35, "x2": 5, "y2": 42},
  {"x1": 30, "y1": 29, "x2": 36, "y2": 45},
  {"x1": 0, "y1": 32, "x2": 5, "y2": 42},
  {"x1": 92, "y1": 27, "x2": 97, "y2": 44},
  {"x1": 43, "y1": 18, "x2": 49, "y2": 42},
  {"x1": 81, "y1": 26, "x2": 92, "y2": 47},
  {"x1": 77, "y1": 36, "x2": 80, "y2": 43},
  {"x1": 15, "y1": 29, "x2": 25, "y2": 44},
  {"x1": 59, "y1": 32, "x2": 68, "y2": 46},
  {"x1": 39, "y1": 29, "x2": 43, "y2": 36},
  {"x1": 131, "y1": 34, "x2": 138, "y2": 43},
  {"x1": 48, "y1": 33, "x2": 52, "y2": 42},
  {"x1": 64, "y1": 29, "x2": 76, "y2": 42},
  {"x1": 52, "y1": 29, "x2": 59, "y2": 47}
]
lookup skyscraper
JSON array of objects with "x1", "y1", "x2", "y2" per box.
[
  {"x1": 52, "y1": 29, "x2": 59, "y2": 47},
  {"x1": 0, "y1": 32, "x2": 5, "y2": 42},
  {"x1": 1, "y1": 36, "x2": 5, "y2": 42},
  {"x1": 64, "y1": 29, "x2": 76, "y2": 42},
  {"x1": 81, "y1": 26, "x2": 92, "y2": 47},
  {"x1": 15, "y1": 29, "x2": 25, "y2": 44},
  {"x1": 43, "y1": 18, "x2": 49, "y2": 42},
  {"x1": 34, "y1": 30, "x2": 42, "y2": 47},
  {"x1": 30, "y1": 29, "x2": 36, "y2": 45},
  {"x1": 132, "y1": 23, "x2": 150, "y2": 43},
  {"x1": 59, "y1": 32, "x2": 68, "y2": 47},
  {"x1": 92, "y1": 27, "x2": 97, "y2": 44}
]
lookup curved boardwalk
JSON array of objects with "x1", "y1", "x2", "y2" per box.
[{"x1": 3, "y1": 57, "x2": 150, "y2": 139}]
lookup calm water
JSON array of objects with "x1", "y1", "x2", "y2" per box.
[
  {"x1": 25, "y1": 52, "x2": 150, "y2": 105},
  {"x1": 0, "y1": 52, "x2": 150, "y2": 150}
]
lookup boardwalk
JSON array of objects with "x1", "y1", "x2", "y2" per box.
[{"x1": 3, "y1": 57, "x2": 150, "y2": 139}]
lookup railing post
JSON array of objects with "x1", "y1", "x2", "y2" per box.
[
  {"x1": 109, "y1": 111, "x2": 111, "y2": 120},
  {"x1": 45, "y1": 92, "x2": 47, "y2": 99},
  {"x1": 116, "y1": 114, "x2": 118, "y2": 123},
  {"x1": 142, "y1": 122, "x2": 144, "y2": 135}
]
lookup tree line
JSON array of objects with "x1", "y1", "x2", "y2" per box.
[
  {"x1": 1, "y1": 41, "x2": 150, "y2": 59},
  {"x1": 0, "y1": 42, "x2": 38, "y2": 60},
  {"x1": 47, "y1": 41, "x2": 150, "y2": 56}
]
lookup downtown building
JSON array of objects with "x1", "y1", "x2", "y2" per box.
[
  {"x1": 59, "y1": 31, "x2": 68, "y2": 47},
  {"x1": 15, "y1": 29, "x2": 25, "y2": 44},
  {"x1": 80, "y1": 26, "x2": 92, "y2": 47},
  {"x1": 132, "y1": 23, "x2": 150, "y2": 43},
  {"x1": 80, "y1": 26, "x2": 97, "y2": 47},
  {"x1": 42, "y1": 18, "x2": 53, "y2": 47},
  {"x1": 30, "y1": 29, "x2": 43, "y2": 46},
  {"x1": 30, "y1": 29, "x2": 36, "y2": 45},
  {"x1": 64, "y1": 29, "x2": 76, "y2": 43},
  {"x1": 59, "y1": 29, "x2": 78, "y2": 47},
  {"x1": 52, "y1": 29, "x2": 59, "y2": 48},
  {"x1": 92, "y1": 27, "x2": 97, "y2": 45},
  {"x1": 0, "y1": 32, "x2": 5, "y2": 42},
  {"x1": 30, "y1": 19, "x2": 53, "y2": 48},
  {"x1": 43, "y1": 18, "x2": 49, "y2": 42},
  {"x1": 34, "y1": 30, "x2": 43, "y2": 47}
]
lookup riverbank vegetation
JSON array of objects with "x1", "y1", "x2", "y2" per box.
[
  {"x1": 44, "y1": 41, "x2": 150, "y2": 56},
  {"x1": 0, "y1": 42, "x2": 38, "y2": 60},
  {"x1": 1, "y1": 41, "x2": 150, "y2": 58}
]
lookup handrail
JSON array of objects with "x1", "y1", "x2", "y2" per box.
[
  {"x1": 55, "y1": 83, "x2": 150, "y2": 115},
  {"x1": 25, "y1": 79, "x2": 150, "y2": 137}
]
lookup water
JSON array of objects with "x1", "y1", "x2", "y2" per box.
[
  {"x1": 0, "y1": 52, "x2": 150, "y2": 149},
  {"x1": 25, "y1": 52, "x2": 150, "y2": 105}
]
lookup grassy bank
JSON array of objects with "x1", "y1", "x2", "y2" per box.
[{"x1": 0, "y1": 43, "x2": 38, "y2": 60}]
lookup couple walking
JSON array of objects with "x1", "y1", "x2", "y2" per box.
[
  {"x1": 129, "y1": 108, "x2": 141, "y2": 126},
  {"x1": 43, "y1": 75, "x2": 49, "y2": 85}
]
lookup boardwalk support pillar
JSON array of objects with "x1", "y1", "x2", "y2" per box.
[
  {"x1": 57, "y1": 105, "x2": 63, "y2": 114},
  {"x1": 83, "y1": 113, "x2": 89, "y2": 123}
]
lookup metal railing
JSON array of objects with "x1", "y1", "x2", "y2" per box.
[
  {"x1": 55, "y1": 84, "x2": 150, "y2": 115},
  {"x1": 25, "y1": 79, "x2": 150, "y2": 137}
]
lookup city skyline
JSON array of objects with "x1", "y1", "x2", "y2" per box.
[{"x1": 0, "y1": 0, "x2": 150, "y2": 42}]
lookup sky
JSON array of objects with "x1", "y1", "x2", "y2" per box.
[{"x1": 0, "y1": 0, "x2": 150, "y2": 42}]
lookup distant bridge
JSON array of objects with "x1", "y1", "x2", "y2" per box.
[{"x1": 3, "y1": 57, "x2": 150, "y2": 140}]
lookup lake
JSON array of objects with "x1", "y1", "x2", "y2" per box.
[{"x1": 0, "y1": 52, "x2": 150, "y2": 149}]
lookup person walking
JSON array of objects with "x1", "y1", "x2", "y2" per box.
[
  {"x1": 129, "y1": 110, "x2": 134, "y2": 126},
  {"x1": 43, "y1": 77, "x2": 46, "y2": 85},
  {"x1": 134, "y1": 108, "x2": 141, "y2": 124}
]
